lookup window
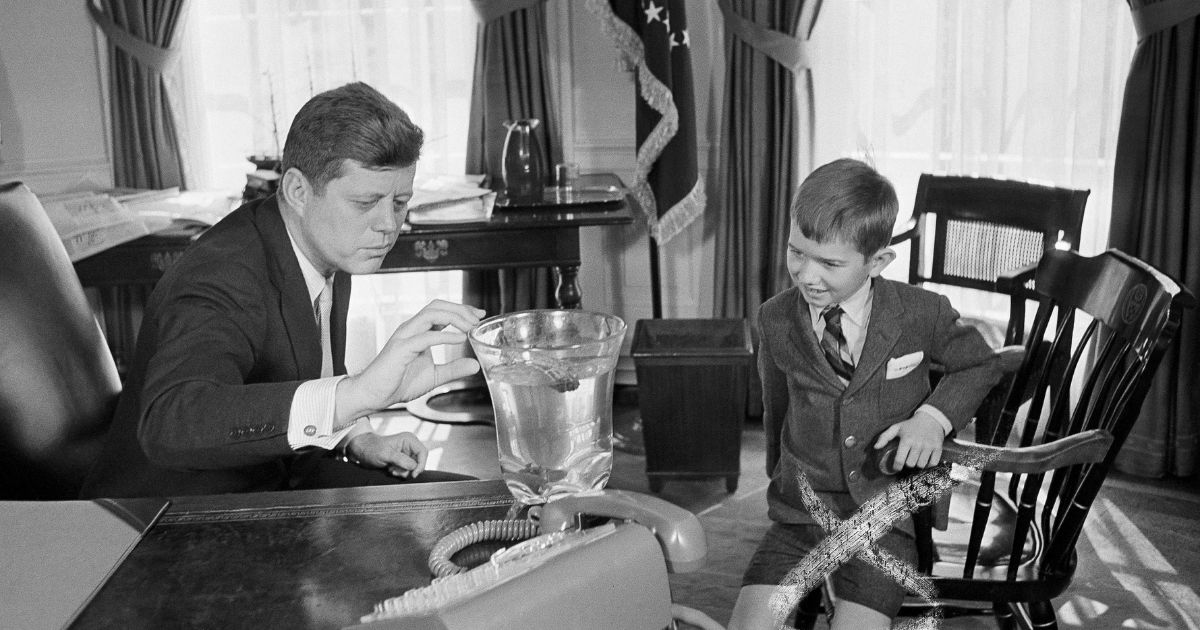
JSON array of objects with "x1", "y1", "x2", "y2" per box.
[
  {"x1": 812, "y1": 0, "x2": 1136, "y2": 321},
  {"x1": 814, "y1": 0, "x2": 1135, "y2": 257},
  {"x1": 178, "y1": 0, "x2": 478, "y2": 371}
]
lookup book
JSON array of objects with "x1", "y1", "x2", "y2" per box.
[
  {"x1": 407, "y1": 194, "x2": 497, "y2": 225},
  {"x1": 406, "y1": 175, "x2": 496, "y2": 225}
]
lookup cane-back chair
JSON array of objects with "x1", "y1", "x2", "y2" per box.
[
  {"x1": 891, "y1": 174, "x2": 1090, "y2": 348},
  {"x1": 877, "y1": 248, "x2": 1195, "y2": 628}
]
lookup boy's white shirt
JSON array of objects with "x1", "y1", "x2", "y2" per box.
[
  {"x1": 284, "y1": 228, "x2": 371, "y2": 451},
  {"x1": 805, "y1": 279, "x2": 953, "y2": 436}
]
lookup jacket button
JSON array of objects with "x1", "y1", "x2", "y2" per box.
[
  {"x1": 843, "y1": 435, "x2": 857, "y2": 449},
  {"x1": 848, "y1": 470, "x2": 861, "y2": 483}
]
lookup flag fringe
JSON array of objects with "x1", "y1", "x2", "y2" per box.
[
  {"x1": 585, "y1": 0, "x2": 702, "y2": 244},
  {"x1": 652, "y1": 175, "x2": 706, "y2": 244}
]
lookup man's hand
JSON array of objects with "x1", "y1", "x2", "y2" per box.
[
  {"x1": 345, "y1": 431, "x2": 428, "y2": 479},
  {"x1": 339, "y1": 300, "x2": 486, "y2": 420},
  {"x1": 873, "y1": 411, "x2": 947, "y2": 469}
]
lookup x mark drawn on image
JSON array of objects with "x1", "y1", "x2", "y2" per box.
[{"x1": 771, "y1": 448, "x2": 1002, "y2": 629}]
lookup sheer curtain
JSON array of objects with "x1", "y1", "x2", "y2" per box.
[
  {"x1": 177, "y1": 0, "x2": 478, "y2": 372},
  {"x1": 811, "y1": 1, "x2": 1136, "y2": 292}
]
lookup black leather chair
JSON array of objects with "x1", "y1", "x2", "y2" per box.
[{"x1": 0, "y1": 182, "x2": 121, "y2": 499}]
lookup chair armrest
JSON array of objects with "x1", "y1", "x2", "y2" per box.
[
  {"x1": 889, "y1": 217, "x2": 918, "y2": 246},
  {"x1": 874, "y1": 429, "x2": 1113, "y2": 475},
  {"x1": 995, "y1": 261, "x2": 1038, "y2": 295}
]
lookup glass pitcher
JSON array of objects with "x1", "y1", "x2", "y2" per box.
[
  {"x1": 500, "y1": 119, "x2": 547, "y2": 204},
  {"x1": 469, "y1": 309, "x2": 626, "y2": 505}
]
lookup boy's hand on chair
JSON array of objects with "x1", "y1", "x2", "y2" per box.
[{"x1": 874, "y1": 411, "x2": 947, "y2": 469}]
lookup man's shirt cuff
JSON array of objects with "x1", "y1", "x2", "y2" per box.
[
  {"x1": 917, "y1": 404, "x2": 954, "y2": 437},
  {"x1": 288, "y1": 376, "x2": 357, "y2": 450}
]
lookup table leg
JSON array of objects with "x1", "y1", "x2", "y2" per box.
[{"x1": 555, "y1": 264, "x2": 581, "y2": 309}]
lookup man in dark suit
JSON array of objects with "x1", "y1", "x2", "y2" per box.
[{"x1": 82, "y1": 82, "x2": 484, "y2": 499}]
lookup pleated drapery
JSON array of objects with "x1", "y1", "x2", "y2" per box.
[
  {"x1": 88, "y1": 0, "x2": 188, "y2": 190},
  {"x1": 1109, "y1": 0, "x2": 1200, "y2": 478},
  {"x1": 712, "y1": 0, "x2": 821, "y2": 321},
  {"x1": 464, "y1": 0, "x2": 562, "y2": 314}
]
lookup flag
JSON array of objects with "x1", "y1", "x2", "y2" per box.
[{"x1": 588, "y1": 0, "x2": 705, "y2": 244}]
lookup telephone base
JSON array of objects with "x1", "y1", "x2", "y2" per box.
[{"x1": 347, "y1": 523, "x2": 673, "y2": 630}]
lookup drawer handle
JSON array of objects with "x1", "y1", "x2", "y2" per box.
[{"x1": 414, "y1": 239, "x2": 449, "y2": 262}]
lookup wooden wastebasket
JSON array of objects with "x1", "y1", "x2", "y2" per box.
[{"x1": 631, "y1": 319, "x2": 753, "y2": 493}]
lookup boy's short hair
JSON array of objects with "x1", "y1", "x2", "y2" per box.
[
  {"x1": 790, "y1": 158, "x2": 899, "y2": 257},
  {"x1": 281, "y1": 82, "x2": 424, "y2": 193}
]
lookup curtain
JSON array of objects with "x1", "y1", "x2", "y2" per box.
[
  {"x1": 712, "y1": 0, "x2": 819, "y2": 321},
  {"x1": 463, "y1": 0, "x2": 562, "y2": 314},
  {"x1": 88, "y1": 0, "x2": 188, "y2": 190},
  {"x1": 1109, "y1": 0, "x2": 1200, "y2": 479}
]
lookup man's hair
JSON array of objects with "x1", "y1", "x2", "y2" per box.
[
  {"x1": 281, "y1": 82, "x2": 424, "y2": 192},
  {"x1": 790, "y1": 158, "x2": 899, "y2": 257}
]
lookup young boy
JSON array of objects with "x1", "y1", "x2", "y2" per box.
[{"x1": 727, "y1": 159, "x2": 1003, "y2": 629}]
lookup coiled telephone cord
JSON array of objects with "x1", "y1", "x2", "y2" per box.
[{"x1": 427, "y1": 518, "x2": 540, "y2": 578}]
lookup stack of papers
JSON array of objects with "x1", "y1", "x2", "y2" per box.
[
  {"x1": 39, "y1": 188, "x2": 240, "y2": 261},
  {"x1": 117, "y1": 188, "x2": 238, "y2": 233},
  {"x1": 39, "y1": 191, "x2": 150, "y2": 262},
  {"x1": 407, "y1": 174, "x2": 496, "y2": 225}
]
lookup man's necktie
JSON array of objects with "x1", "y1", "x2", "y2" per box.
[
  {"x1": 821, "y1": 305, "x2": 855, "y2": 381},
  {"x1": 315, "y1": 277, "x2": 334, "y2": 378}
]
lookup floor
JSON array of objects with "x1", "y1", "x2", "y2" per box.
[{"x1": 374, "y1": 387, "x2": 1200, "y2": 629}]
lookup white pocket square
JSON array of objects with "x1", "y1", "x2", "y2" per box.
[{"x1": 886, "y1": 351, "x2": 924, "y2": 379}]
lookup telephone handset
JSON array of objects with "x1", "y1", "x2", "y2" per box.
[
  {"x1": 354, "y1": 490, "x2": 707, "y2": 629},
  {"x1": 538, "y1": 489, "x2": 707, "y2": 573}
]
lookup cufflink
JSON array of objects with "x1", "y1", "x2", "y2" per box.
[{"x1": 304, "y1": 425, "x2": 317, "y2": 436}]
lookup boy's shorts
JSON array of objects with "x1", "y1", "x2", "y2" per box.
[{"x1": 741, "y1": 521, "x2": 918, "y2": 618}]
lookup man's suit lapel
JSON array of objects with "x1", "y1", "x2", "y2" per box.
[
  {"x1": 255, "y1": 196, "x2": 322, "y2": 378},
  {"x1": 784, "y1": 290, "x2": 848, "y2": 390},
  {"x1": 846, "y1": 278, "x2": 903, "y2": 397}
]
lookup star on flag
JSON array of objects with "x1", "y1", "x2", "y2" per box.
[{"x1": 642, "y1": 0, "x2": 688, "y2": 49}]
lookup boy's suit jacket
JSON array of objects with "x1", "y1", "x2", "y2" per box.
[
  {"x1": 81, "y1": 195, "x2": 352, "y2": 498},
  {"x1": 758, "y1": 279, "x2": 1002, "y2": 531}
]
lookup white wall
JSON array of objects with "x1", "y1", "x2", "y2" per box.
[{"x1": 0, "y1": 1, "x2": 112, "y2": 194}]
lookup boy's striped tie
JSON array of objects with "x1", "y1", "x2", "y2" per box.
[{"x1": 821, "y1": 305, "x2": 854, "y2": 381}]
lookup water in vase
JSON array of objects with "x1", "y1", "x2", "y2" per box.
[{"x1": 469, "y1": 309, "x2": 626, "y2": 506}]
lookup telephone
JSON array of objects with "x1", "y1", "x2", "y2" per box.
[{"x1": 349, "y1": 489, "x2": 707, "y2": 630}]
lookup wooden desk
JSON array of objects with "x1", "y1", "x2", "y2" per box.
[
  {"x1": 72, "y1": 174, "x2": 635, "y2": 372},
  {"x1": 70, "y1": 480, "x2": 515, "y2": 629}
]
